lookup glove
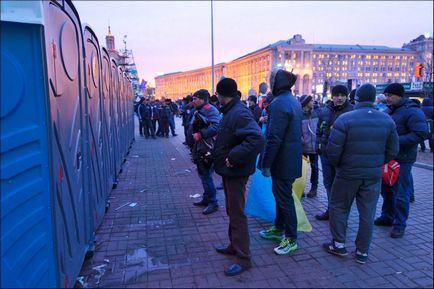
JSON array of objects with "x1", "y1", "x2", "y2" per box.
[
  {"x1": 193, "y1": 132, "x2": 202, "y2": 141},
  {"x1": 261, "y1": 167, "x2": 271, "y2": 177}
]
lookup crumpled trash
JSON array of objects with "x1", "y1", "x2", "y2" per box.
[
  {"x1": 185, "y1": 169, "x2": 191, "y2": 173},
  {"x1": 189, "y1": 194, "x2": 201, "y2": 198},
  {"x1": 171, "y1": 158, "x2": 176, "y2": 161},
  {"x1": 129, "y1": 202, "x2": 138, "y2": 207}
]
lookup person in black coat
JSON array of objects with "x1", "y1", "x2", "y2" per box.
[
  {"x1": 315, "y1": 85, "x2": 354, "y2": 221},
  {"x1": 212, "y1": 78, "x2": 264, "y2": 277},
  {"x1": 375, "y1": 83, "x2": 428, "y2": 238},
  {"x1": 259, "y1": 69, "x2": 302, "y2": 256},
  {"x1": 420, "y1": 97, "x2": 433, "y2": 152},
  {"x1": 323, "y1": 84, "x2": 399, "y2": 263},
  {"x1": 247, "y1": 95, "x2": 262, "y2": 125}
]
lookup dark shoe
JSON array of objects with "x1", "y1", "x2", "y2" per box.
[
  {"x1": 315, "y1": 210, "x2": 329, "y2": 221},
  {"x1": 203, "y1": 204, "x2": 218, "y2": 215},
  {"x1": 322, "y1": 241, "x2": 348, "y2": 256},
  {"x1": 390, "y1": 227, "x2": 405, "y2": 238},
  {"x1": 374, "y1": 217, "x2": 393, "y2": 227},
  {"x1": 410, "y1": 195, "x2": 415, "y2": 203},
  {"x1": 307, "y1": 188, "x2": 317, "y2": 198},
  {"x1": 224, "y1": 263, "x2": 250, "y2": 277},
  {"x1": 355, "y1": 251, "x2": 368, "y2": 264},
  {"x1": 215, "y1": 246, "x2": 236, "y2": 255},
  {"x1": 193, "y1": 199, "x2": 208, "y2": 207},
  {"x1": 172, "y1": 133, "x2": 178, "y2": 136}
]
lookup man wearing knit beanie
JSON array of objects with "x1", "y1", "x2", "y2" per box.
[
  {"x1": 213, "y1": 77, "x2": 265, "y2": 276},
  {"x1": 299, "y1": 95, "x2": 320, "y2": 198},
  {"x1": 375, "y1": 83, "x2": 428, "y2": 238},
  {"x1": 323, "y1": 83, "x2": 399, "y2": 263},
  {"x1": 315, "y1": 84, "x2": 353, "y2": 220}
]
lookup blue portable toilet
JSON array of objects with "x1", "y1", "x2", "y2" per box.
[
  {"x1": 110, "y1": 59, "x2": 122, "y2": 177},
  {"x1": 83, "y1": 25, "x2": 106, "y2": 230},
  {"x1": 1, "y1": 1, "x2": 93, "y2": 287},
  {"x1": 101, "y1": 47, "x2": 116, "y2": 192}
]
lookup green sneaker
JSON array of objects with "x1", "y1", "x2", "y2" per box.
[
  {"x1": 259, "y1": 226, "x2": 284, "y2": 241},
  {"x1": 274, "y1": 237, "x2": 298, "y2": 255}
]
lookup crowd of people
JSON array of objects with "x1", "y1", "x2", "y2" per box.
[{"x1": 136, "y1": 72, "x2": 431, "y2": 276}]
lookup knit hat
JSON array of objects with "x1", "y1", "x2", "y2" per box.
[
  {"x1": 299, "y1": 95, "x2": 313, "y2": 107},
  {"x1": 216, "y1": 78, "x2": 238, "y2": 98},
  {"x1": 384, "y1": 83, "x2": 405, "y2": 97},
  {"x1": 248, "y1": 95, "x2": 257, "y2": 103},
  {"x1": 193, "y1": 89, "x2": 210, "y2": 102},
  {"x1": 355, "y1": 84, "x2": 376, "y2": 102},
  {"x1": 331, "y1": 85, "x2": 348, "y2": 97}
]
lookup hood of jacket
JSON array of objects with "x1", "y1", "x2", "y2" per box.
[{"x1": 271, "y1": 69, "x2": 297, "y2": 96}]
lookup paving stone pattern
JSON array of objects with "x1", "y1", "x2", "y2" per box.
[{"x1": 79, "y1": 118, "x2": 433, "y2": 288}]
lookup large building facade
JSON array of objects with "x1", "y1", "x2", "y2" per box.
[{"x1": 155, "y1": 34, "x2": 433, "y2": 100}]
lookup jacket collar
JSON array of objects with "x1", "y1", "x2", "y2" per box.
[
  {"x1": 354, "y1": 102, "x2": 375, "y2": 109},
  {"x1": 220, "y1": 97, "x2": 240, "y2": 114}
]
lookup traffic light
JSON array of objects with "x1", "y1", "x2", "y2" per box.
[{"x1": 415, "y1": 63, "x2": 423, "y2": 78}]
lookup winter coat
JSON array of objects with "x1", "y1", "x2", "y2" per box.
[
  {"x1": 158, "y1": 106, "x2": 171, "y2": 120},
  {"x1": 213, "y1": 98, "x2": 265, "y2": 178},
  {"x1": 386, "y1": 98, "x2": 428, "y2": 163},
  {"x1": 326, "y1": 102, "x2": 399, "y2": 180},
  {"x1": 316, "y1": 100, "x2": 353, "y2": 152},
  {"x1": 301, "y1": 108, "x2": 319, "y2": 154},
  {"x1": 249, "y1": 104, "x2": 262, "y2": 124},
  {"x1": 261, "y1": 70, "x2": 303, "y2": 180},
  {"x1": 138, "y1": 103, "x2": 152, "y2": 120}
]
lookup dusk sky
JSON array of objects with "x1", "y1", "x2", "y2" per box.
[{"x1": 73, "y1": 1, "x2": 433, "y2": 87}]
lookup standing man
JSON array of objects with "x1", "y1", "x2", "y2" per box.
[
  {"x1": 323, "y1": 84, "x2": 399, "y2": 264},
  {"x1": 375, "y1": 83, "x2": 428, "y2": 238},
  {"x1": 315, "y1": 85, "x2": 353, "y2": 220},
  {"x1": 300, "y1": 95, "x2": 319, "y2": 198},
  {"x1": 213, "y1": 78, "x2": 264, "y2": 276},
  {"x1": 139, "y1": 98, "x2": 156, "y2": 139},
  {"x1": 166, "y1": 99, "x2": 178, "y2": 136},
  {"x1": 190, "y1": 89, "x2": 221, "y2": 215},
  {"x1": 247, "y1": 95, "x2": 262, "y2": 124},
  {"x1": 259, "y1": 69, "x2": 302, "y2": 255}
]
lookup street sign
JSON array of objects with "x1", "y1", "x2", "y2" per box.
[{"x1": 410, "y1": 82, "x2": 423, "y2": 91}]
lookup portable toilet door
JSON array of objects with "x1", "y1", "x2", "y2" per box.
[
  {"x1": 101, "y1": 47, "x2": 115, "y2": 193},
  {"x1": 1, "y1": 1, "x2": 92, "y2": 288},
  {"x1": 83, "y1": 25, "x2": 105, "y2": 230},
  {"x1": 127, "y1": 79, "x2": 134, "y2": 147},
  {"x1": 122, "y1": 73, "x2": 129, "y2": 155},
  {"x1": 118, "y1": 67, "x2": 126, "y2": 160},
  {"x1": 110, "y1": 59, "x2": 121, "y2": 177}
]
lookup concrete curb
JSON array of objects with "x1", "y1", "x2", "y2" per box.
[{"x1": 414, "y1": 162, "x2": 433, "y2": 170}]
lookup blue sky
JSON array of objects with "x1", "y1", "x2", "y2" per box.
[{"x1": 74, "y1": 1, "x2": 433, "y2": 86}]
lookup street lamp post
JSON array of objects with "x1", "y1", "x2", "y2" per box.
[{"x1": 211, "y1": 0, "x2": 215, "y2": 95}]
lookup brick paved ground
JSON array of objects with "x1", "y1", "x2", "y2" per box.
[{"x1": 78, "y1": 118, "x2": 433, "y2": 288}]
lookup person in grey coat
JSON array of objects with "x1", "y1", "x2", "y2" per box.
[
  {"x1": 259, "y1": 69, "x2": 303, "y2": 256},
  {"x1": 323, "y1": 84, "x2": 399, "y2": 264}
]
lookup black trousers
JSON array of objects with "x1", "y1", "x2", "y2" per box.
[
  {"x1": 142, "y1": 119, "x2": 155, "y2": 137},
  {"x1": 271, "y1": 177, "x2": 297, "y2": 240},
  {"x1": 222, "y1": 176, "x2": 251, "y2": 267}
]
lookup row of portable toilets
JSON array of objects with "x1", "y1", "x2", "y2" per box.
[{"x1": 1, "y1": 1, "x2": 135, "y2": 287}]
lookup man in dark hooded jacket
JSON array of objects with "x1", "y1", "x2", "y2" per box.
[
  {"x1": 259, "y1": 69, "x2": 303, "y2": 256},
  {"x1": 213, "y1": 78, "x2": 264, "y2": 277},
  {"x1": 324, "y1": 84, "x2": 399, "y2": 264},
  {"x1": 375, "y1": 83, "x2": 428, "y2": 238}
]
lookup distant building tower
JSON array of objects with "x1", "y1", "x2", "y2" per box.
[{"x1": 106, "y1": 26, "x2": 115, "y2": 51}]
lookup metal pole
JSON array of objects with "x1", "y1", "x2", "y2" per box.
[{"x1": 211, "y1": 0, "x2": 215, "y2": 95}]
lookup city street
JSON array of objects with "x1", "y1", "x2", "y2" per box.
[{"x1": 78, "y1": 118, "x2": 433, "y2": 288}]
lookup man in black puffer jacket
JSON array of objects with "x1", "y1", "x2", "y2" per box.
[
  {"x1": 375, "y1": 83, "x2": 428, "y2": 238},
  {"x1": 315, "y1": 85, "x2": 353, "y2": 221},
  {"x1": 213, "y1": 78, "x2": 264, "y2": 277},
  {"x1": 259, "y1": 69, "x2": 303, "y2": 256},
  {"x1": 323, "y1": 84, "x2": 399, "y2": 264}
]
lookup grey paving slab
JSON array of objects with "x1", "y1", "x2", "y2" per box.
[{"x1": 78, "y1": 118, "x2": 433, "y2": 288}]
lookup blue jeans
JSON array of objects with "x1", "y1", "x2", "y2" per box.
[
  {"x1": 169, "y1": 114, "x2": 176, "y2": 135},
  {"x1": 198, "y1": 167, "x2": 217, "y2": 205},
  {"x1": 380, "y1": 163, "x2": 413, "y2": 229},
  {"x1": 320, "y1": 153, "x2": 336, "y2": 204}
]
